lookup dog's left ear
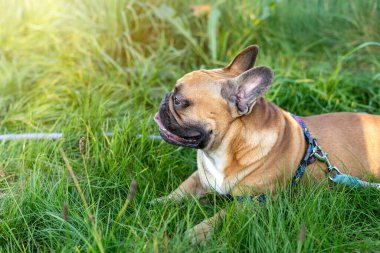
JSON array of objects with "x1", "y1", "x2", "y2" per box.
[
  {"x1": 224, "y1": 45, "x2": 259, "y2": 75},
  {"x1": 222, "y1": 66, "x2": 274, "y2": 116}
]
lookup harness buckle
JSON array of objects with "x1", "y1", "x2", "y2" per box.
[
  {"x1": 312, "y1": 146, "x2": 327, "y2": 162},
  {"x1": 311, "y1": 145, "x2": 340, "y2": 175},
  {"x1": 328, "y1": 166, "x2": 342, "y2": 181}
]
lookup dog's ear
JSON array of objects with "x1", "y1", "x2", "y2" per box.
[
  {"x1": 222, "y1": 66, "x2": 274, "y2": 116},
  {"x1": 224, "y1": 45, "x2": 259, "y2": 75}
]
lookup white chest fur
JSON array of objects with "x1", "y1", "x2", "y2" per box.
[
  {"x1": 197, "y1": 150, "x2": 231, "y2": 194},
  {"x1": 197, "y1": 128, "x2": 279, "y2": 195}
]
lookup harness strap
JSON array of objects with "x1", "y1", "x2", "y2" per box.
[{"x1": 290, "y1": 114, "x2": 317, "y2": 187}]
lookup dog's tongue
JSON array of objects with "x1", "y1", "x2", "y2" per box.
[
  {"x1": 154, "y1": 112, "x2": 200, "y2": 144},
  {"x1": 154, "y1": 113, "x2": 172, "y2": 133},
  {"x1": 154, "y1": 112, "x2": 184, "y2": 142},
  {"x1": 154, "y1": 112, "x2": 164, "y2": 129}
]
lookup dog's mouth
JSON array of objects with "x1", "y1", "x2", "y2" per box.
[
  {"x1": 154, "y1": 92, "x2": 211, "y2": 149},
  {"x1": 154, "y1": 112, "x2": 202, "y2": 147}
]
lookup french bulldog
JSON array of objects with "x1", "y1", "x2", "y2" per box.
[{"x1": 153, "y1": 45, "x2": 380, "y2": 244}]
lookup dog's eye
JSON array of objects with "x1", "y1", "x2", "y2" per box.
[
  {"x1": 173, "y1": 95, "x2": 190, "y2": 108},
  {"x1": 174, "y1": 96, "x2": 182, "y2": 106}
]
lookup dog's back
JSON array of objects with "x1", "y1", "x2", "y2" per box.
[{"x1": 304, "y1": 112, "x2": 380, "y2": 179}]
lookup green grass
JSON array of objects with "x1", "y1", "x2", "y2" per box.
[{"x1": 0, "y1": 0, "x2": 380, "y2": 251}]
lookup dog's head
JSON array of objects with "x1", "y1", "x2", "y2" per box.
[{"x1": 154, "y1": 45, "x2": 274, "y2": 150}]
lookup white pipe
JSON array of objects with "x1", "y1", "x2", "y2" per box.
[
  {"x1": 0, "y1": 133, "x2": 161, "y2": 141},
  {"x1": 0, "y1": 133, "x2": 63, "y2": 140}
]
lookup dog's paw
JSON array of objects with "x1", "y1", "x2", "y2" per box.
[{"x1": 185, "y1": 221, "x2": 213, "y2": 246}]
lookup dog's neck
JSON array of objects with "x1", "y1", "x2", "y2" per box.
[
  {"x1": 200, "y1": 98, "x2": 307, "y2": 189},
  {"x1": 204, "y1": 98, "x2": 282, "y2": 155}
]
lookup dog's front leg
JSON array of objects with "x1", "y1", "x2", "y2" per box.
[
  {"x1": 152, "y1": 171, "x2": 207, "y2": 203},
  {"x1": 185, "y1": 209, "x2": 226, "y2": 245}
]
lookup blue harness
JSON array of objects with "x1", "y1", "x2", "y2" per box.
[
  {"x1": 222, "y1": 113, "x2": 380, "y2": 203},
  {"x1": 290, "y1": 114, "x2": 316, "y2": 187}
]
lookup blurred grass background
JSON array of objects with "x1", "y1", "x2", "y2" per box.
[{"x1": 0, "y1": 0, "x2": 379, "y2": 252}]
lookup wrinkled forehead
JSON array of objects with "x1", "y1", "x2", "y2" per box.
[
  {"x1": 175, "y1": 69, "x2": 236, "y2": 95},
  {"x1": 173, "y1": 69, "x2": 235, "y2": 106},
  {"x1": 176, "y1": 68, "x2": 237, "y2": 87}
]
